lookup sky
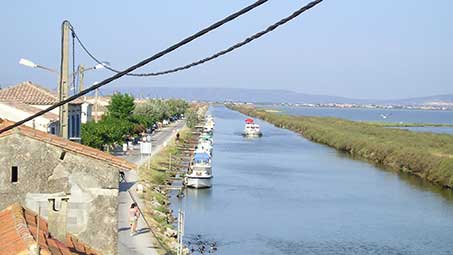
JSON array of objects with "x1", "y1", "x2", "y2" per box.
[{"x1": 0, "y1": 0, "x2": 452, "y2": 100}]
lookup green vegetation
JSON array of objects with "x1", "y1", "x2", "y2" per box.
[
  {"x1": 228, "y1": 104, "x2": 453, "y2": 189},
  {"x1": 106, "y1": 93, "x2": 135, "y2": 119},
  {"x1": 140, "y1": 128, "x2": 196, "y2": 254},
  {"x1": 81, "y1": 93, "x2": 189, "y2": 150},
  {"x1": 185, "y1": 108, "x2": 200, "y2": 128},
  {"x1": 134, "y1": 98, "x2": 189, "y2": 126},
  {"x1": 138, "y1": 103, "x2": 206, "y2": 254},
  {"x1": 81, "y1": 116, "x2": 133, "y2": 149}
]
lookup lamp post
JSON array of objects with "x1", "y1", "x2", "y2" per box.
[
  {"x1": 19, "y1": 57, "x2": 108, "y2": 137},
  {"x1": 19, "y1": 58, "x2": 58, "y2": 73},
  {"x1": 77, "y1": 62, "x2": 108, "y2": 92},
  {"x1": 20, "y1": 58, "x2": 107, "y2": 95}
]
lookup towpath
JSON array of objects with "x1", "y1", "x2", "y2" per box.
[{"x1": 117, "y1": 120, "x2": 185, "y2": 255}]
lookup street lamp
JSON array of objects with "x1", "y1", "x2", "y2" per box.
[
  {"x1": 93, "y1": 62, "x2": 110, "y2": 70},
  {"x1": 18, "y1": 58, "x2": 37, "y2": 68},
  {"x1": 76, "y1": 62, "x2": 109, "y2": 93},
  {"x1": 19, "y1": 58, "x2": 58, "y2": 73},
  {"x1": 19, "y1": 58, "x2": 108, "y2": 93}
]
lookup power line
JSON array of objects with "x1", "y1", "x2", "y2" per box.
[
  {"x1": 0, "y1": 0, "x2": 324, "y2": 134},
  {"x1": 71, "y1": 0, "x2": 269, "y2": 76},
  {"x1": 0, "y1": 0, "x2": 268, "y2": 134},
  {"x1": 77, "y1": 0, "x2": 323, "y2": 77}
]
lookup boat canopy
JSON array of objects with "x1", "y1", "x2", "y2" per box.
[
  {"x1": 193, "y1": 152, "x2": 210, "y2": 161},
  {"x1": 245, "y1": 118, "x2": 254, "y2": 124}
]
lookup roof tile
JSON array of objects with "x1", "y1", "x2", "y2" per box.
[
  {"x1": 0, "y1": 81, "x2": 82, "y2": 105},
  {"x1": 0, "y1": 119, "x2": 136, "y2": 171},
  {"x1": 0, "y1": 204, "x2": 101, "y2": 255}
]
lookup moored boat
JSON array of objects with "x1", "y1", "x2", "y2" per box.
[
  {"x1": 242, "y1": 118, "x2": 262, "y2": 137},
  {"x1": 185, "y1": 152, "x2": 213, "y2": 188}
]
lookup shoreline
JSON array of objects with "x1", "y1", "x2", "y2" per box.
[
  {"x1": 227, "y1": 104, "x2": 453, "y2": 189},
  {"x1": 139, "y1": 105, "x2": 208, "y2": 254}
]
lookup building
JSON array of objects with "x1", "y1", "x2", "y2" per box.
[
  {"x1": 81, "y1": 100, "x2": 93, "y2": 124},
  {"x1": 0, "y1": 203, "x2": 100, "y2": 255},
  {"x1": 0, "y1": 100, "x2": 59, "y2": 134},
  {"x1": 0, "y1": 119, "x2": 136, "y2": 255},
  {"x1": 0, "y1": 81, "x2": 88, "y2": 141},
  {"x1": 85, "y1": 95, "x2": 110, "y2": 122}
]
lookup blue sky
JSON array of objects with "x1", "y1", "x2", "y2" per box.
[{"x1": 1, "y1": 0, "x2": 452, "y2": 99}]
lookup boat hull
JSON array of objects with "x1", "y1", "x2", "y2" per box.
[
  {"x1": 242, "y1": 131, "x2": 262, "y2": 137},
  {"x1": 186, "y1": 176, "x2": 213, "y2": 188}
]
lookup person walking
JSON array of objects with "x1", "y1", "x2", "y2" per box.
[
  {"x1": 176, "y1": 132, "x2": 180, "y2": 143},
  {"x1": 128, "y1": 203, "x2": 140, "y2": 236}
]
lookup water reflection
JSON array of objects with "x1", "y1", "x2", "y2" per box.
[
  {"x1": 272, "y1": 105, "x2": 453, "y2": 124},
  {"x1": 171, "y1": 106, "x2": 453, "y2": 255},
  {"x1": 336, "y1": 150, "x2": 453, "y2": 202}
]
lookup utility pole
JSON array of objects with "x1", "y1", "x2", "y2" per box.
[
  {"x1": 94, "y1": 88, "x2": 99, "y2": 122},
  {"x1": 58, "y1": 20, "x2": 71, "y2": 139},
  {"x1": 78, "y1": 64, "x2": 85, "y2": 93}
]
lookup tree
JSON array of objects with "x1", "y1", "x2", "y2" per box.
[
  {"x1": 82, "y1": 94, "x2": 191, "y2": 150},
  {"x1": 81, "y1": 116, "x2": 133, "y2": 150},
  {"x1": 185, "y1": 108, "x2": 199, "y2": 128},
  {"x1": 107, "y1": 93, "x2": 135, "y2": 120},
  {"x1": 166, "y1": 99, "x2": 189, "y2": 117},
  {"x1": 134, "y1": 99, "x2": 189, "y2": 122},
  {"x1": 81, "y1": 121, "x2": 104, "y2": 149}
]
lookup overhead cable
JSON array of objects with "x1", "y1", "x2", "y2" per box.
[
  {"x1": 71, "y1": 0, "x2": 269, "y2": 75},
  {"x1": 0, "y1": 0, "x2": 323, "y2": 134},
  {"x1": 78, "y1": 0, "x2": 323, "y2": 77}
]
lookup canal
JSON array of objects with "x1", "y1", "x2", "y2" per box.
[{"x1": 172, "y1": 106, "x2": 453, "y2": 255}]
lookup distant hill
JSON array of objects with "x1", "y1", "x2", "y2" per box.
[
  {"x1": 380, "y1": 95, "x2": 453, "y2": 106},
  {"x1": 105, "y1": 86, "x2": 363, "y2": 104},
  {"x1": 104, "y1": 86, "x2": 453, "y2": 106}
]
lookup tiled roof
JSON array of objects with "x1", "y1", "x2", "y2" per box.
[
  {"x1": 0, "y1": 119, "x2": 136, "y2": 171},
  {"x1": 0, "y1": 81, "x2": 82, "y2": 105},
  {"x1": 0, "y1": 101, "x2": 59, "y2": 120},
  {"x1": 0, "y1": 203, "x2": 100, "y2": 255}
]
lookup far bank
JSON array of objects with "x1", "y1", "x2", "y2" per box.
[{"x1": 227, "y1": 104, "x2": 453, "y2": 189}]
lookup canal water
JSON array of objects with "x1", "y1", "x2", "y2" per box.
[
  {"x1": 172, "y1": 106, "x2": 453, "y2": 255},
  {"x1": 271, "y1": 106, "x2": 453, "y2": 134},
  {"x1": 271, "y1": 106, "x2": 453, "y2": 124}
]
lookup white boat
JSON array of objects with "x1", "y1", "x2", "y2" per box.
[
  {"x1": 185, "y1": 173, "x2": 213, "y2": 188},
  {"x1": 185, "y1": 152, "x2": 213, "y2": 188},
  {"x1": 242, "y1": 118, "x2": 262, "y2": 137},
  {"x1": 205, "y1": 116, "x2": 215, "y2": 130},
  {"x1": 195, "y1": 143, "x2": 213, "y2": 156}
]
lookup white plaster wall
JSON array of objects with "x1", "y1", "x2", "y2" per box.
[
  {"x1": 81, "y1": 102, "x2": 92, "y2": 124},
  {"x1": 33, "y1": 104, "x2": 60, "y2": 115},
  {"x1": 0, "y1": 102, "x2": 53, "y2": 132}
]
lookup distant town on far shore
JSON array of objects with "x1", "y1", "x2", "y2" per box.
[{"x1": 98, "y1": 86, "x2": 453, "y2": 111}]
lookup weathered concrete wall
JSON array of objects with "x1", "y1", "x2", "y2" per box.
[{"x1": 0, "y1": 134, "x2": 119, "y2": 255}]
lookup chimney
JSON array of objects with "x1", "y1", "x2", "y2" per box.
[{"x1": 47, "y1": 196, "x2": 70, "y2": 241}]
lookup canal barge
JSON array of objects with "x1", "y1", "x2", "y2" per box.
[{"x1": 242, "y1": 118, "x2": 262, "y2": 137}]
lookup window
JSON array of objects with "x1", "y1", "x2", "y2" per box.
[
  {"x1": 11, "y1": 166, "x2": 18, "y2": 183},
  {"x1": 60, "y1": 151, "x2": 66, "y2": 160},
  {"x1": 75, "y1": 114, "x2": 81, "y2": 138},
  {"x1": 70, "y1": 115, "x2": 76, "y2": 138}
]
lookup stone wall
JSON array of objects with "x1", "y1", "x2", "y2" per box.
[{"x1": 0, "y1": 133, "x2": 120, "y2": 255}]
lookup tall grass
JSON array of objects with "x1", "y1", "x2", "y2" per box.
[{"x1": 228, "y1": 104, "x2": 453, "y2": 188}]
